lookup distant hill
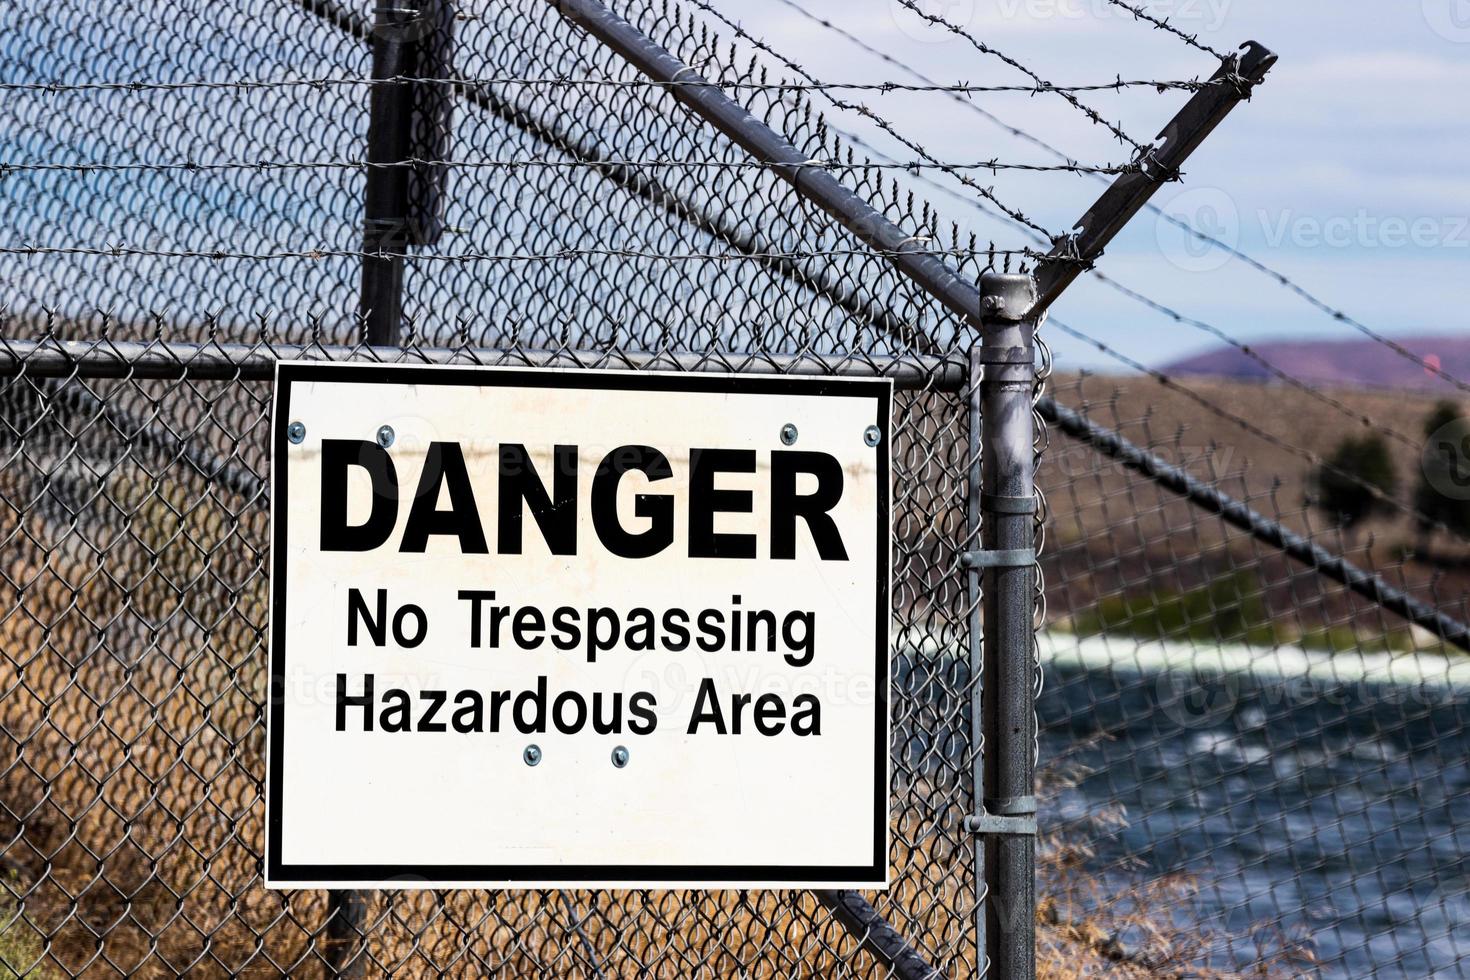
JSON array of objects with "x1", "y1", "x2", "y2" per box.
[{"x1": 1159, "y1": 335, "x2": 1470, "y2": 392}]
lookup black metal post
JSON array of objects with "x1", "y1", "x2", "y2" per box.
[
  {"x1": 965, "y1": 272, "x2": 1039, "y2": 978},
  {"x1": 357, "y1": 0, "x2": 424, "y2": 343},
  {"x1": 322, "y1": 886, "x2": 367, "y2": 977}
]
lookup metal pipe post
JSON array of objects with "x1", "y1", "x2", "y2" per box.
[
  {"x1": 357, "y1": 0, "x2": 423, "y2": 342},
  {"x1": 966, "y1": 272, "x2": 1039, "y2": 978},
  {"x1": 965, "y1": 314, "x2": 987, "y2": 971},
  {"x1": 323, "y1": 884, "x2": 367, "y2": 977}
]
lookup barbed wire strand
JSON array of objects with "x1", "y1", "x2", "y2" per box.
[
  {"x1": 1086, "y1": 268, "x2": 1430, "y2": 453},
  {"x1": 887, "y1": 0, "x2": 1153, "y2": 155},
  {"x1": 0, "y1": 157, "x2": 1142, "y2": 177},
  {"x1": 826, "y1": 122, "x2": 1434, "y2": 462},
  {"x1": 680, "y1": 0, "x2": 1057, "y2": 238},
  {"x1": 0, "y1": 243, "x2": 1066, "y2": 262},
  {"x1": 1099, "y1": 0, "x2": 1231, "y2": 59},
  {"x1": 1049, "y1": 316, "x2": 1460, "y2": 535},
  {"x1": 694, "y1": 0, "x2": 1443, "y2": 476},
  {"x1": 0, "y1": 74, "x2": 1220, "y2": 95}
]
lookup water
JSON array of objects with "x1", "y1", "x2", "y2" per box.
[{"x1": 1037, "y1": 636, "x2": 1470, "y2": 977}]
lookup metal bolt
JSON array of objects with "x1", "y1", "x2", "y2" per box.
[
  {"x1": 611, "y1": 746, "x2": 630, "y2": 769},
  {"x1": 376, "y1": 424, "x2": 395, "y2": 448},
  {"x1": 523, "y1": 744, "x2": 541, "y2": 767},
  {"x1": 287, "y1": 421, "x2": 306, "y2": 445},
  {"x1": 864, "y1": 425, "x2": 882, "y2": 448},
  {"x1": 780, "y1": 423, "x2": 799, "y2": 446},
  {"x1": 982, "y1": 295, "x2": 1006, "y2": 316}
]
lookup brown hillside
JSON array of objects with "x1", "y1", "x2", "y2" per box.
[{"x1": 1038, "y1": 371, "x2": 1470, "y2": 643}]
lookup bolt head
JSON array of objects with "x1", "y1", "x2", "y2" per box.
[
  {"x1": 523, "y1": 744, "x2": 541, "y2": 767},
  {"x1": 287, "y1": 421, "x2": 306, "y2": 445},
  {"x1": 376, "y1": 424, "x2": 395, "y2": 448},
  {"x1": 982, "y1": 295, "x2": 1006, "y2": 315},
  {"x1": 611, "y1": 745, "x2": 630, "y2": 768},
  {"x1": 864, "y1": 425, "x2": 882, "y2": 448},
  {"x1": 780, "y1": 423, "x2": 799, "y2": 446}
]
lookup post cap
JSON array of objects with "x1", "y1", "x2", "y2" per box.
[{"x1": 979, "y1": 272, "x2": 1038, "y2": 323}]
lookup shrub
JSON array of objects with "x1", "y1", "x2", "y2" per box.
[{"x1": 1313, "y1": 433, "x2": 1396, "y2": 530}]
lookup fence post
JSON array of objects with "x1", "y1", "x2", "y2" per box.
[
  {"x1": 326, "y1": 2, "x2": 428, "y2": 975},
  {"x1": 356, "y1": 0, "x2": 423, "y2": 342},
  {"x1": 966, "y1": 271, "x2": 1039, "y2": 979}
]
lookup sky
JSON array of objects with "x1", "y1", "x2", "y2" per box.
[{"x1": 703, "y1": 0, "x2": 1470, "y2": 372}]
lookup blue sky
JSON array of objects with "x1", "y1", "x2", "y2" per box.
[{"x1": 708, "y1": 0, "x2": 1470, "y2": 371}]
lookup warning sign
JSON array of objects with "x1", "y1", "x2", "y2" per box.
[{"x1": 266, "y1": 363, "x2": 890, "y2": 889}]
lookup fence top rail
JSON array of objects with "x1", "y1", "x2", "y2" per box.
[{"x1": 0, "y1": 337, "x2": 967, "y2": 390}]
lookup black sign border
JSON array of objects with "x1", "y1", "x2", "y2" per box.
[{"x1": 267, "y1": 361, "x2": 891, "y2": 887}]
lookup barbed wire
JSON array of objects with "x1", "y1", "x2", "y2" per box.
[
  {"x1": 1086, "y1": 268, "x2": 1429, "y2": 454},
  {"x1": 733, "y1": 72, "x2": 1435, "y2": 474},
  {"x1": 0, "y1": 243, "x2": 1065, "y2": 263},
  {"x1": 0, "y1": 74, "x2": 1221, "y2": 95},
  {"x1": 770, "y1": 0, "x2": 1470, "y2": 454},
  {"x1": 699, "y1": 2, "x2": 1456, "y2": 478},
  {"x1": 682, "y1": 0, "x2": 1057, "y2": 239},
  {"x1": 1099, "y1": 0, "x2": 1231, "y2": 59},
  {"x1": 769, "y1": 0, "x2": 1470, "y2": 398},
  {"x1": 1150, "y1": 215, "x2": 1470, "y2": 397},
  {"x1": 0, "y1": 157, "x2": 1143, "y2": 177},
  {"x1": 770, "y1": 0, "x2": 1112, "y2": 175},
  {"x1": 887, "y1": 0, "x2": 1154, "y2": 154}
]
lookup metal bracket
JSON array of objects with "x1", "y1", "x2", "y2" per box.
[
  {"x1": 961, "y1": 548, "x2": 1035, "y2": 570},
  {"x1": 981, "y1": 493, "x2": 1037, "y2": 515},
  {"x1": 964, "y1": 813, "x2": 1037, "y2": 837},
  {"x1": 976, "y1": 345, "x2": 1034, "y2": 365}
]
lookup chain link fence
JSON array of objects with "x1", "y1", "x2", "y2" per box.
[{"x1": 1, "y1": 0, "x2": 1466, "y2": 977}]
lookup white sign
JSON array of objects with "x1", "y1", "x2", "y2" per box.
[{"x1": 266, "y1": 363, "x2": 890, "y2": 889}]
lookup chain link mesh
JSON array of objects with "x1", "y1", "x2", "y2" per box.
[{"x1": 1, "y1": 0, "x2": 1466, "y2": 977}]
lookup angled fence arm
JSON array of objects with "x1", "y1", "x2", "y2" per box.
[{"x1": 1030, "y1": 41, "x2": 1277, "y2": 316}]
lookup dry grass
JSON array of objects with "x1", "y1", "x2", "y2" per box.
[{"x1": 1038, "y1": 372, "x2": 1470, "y2": 650}]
